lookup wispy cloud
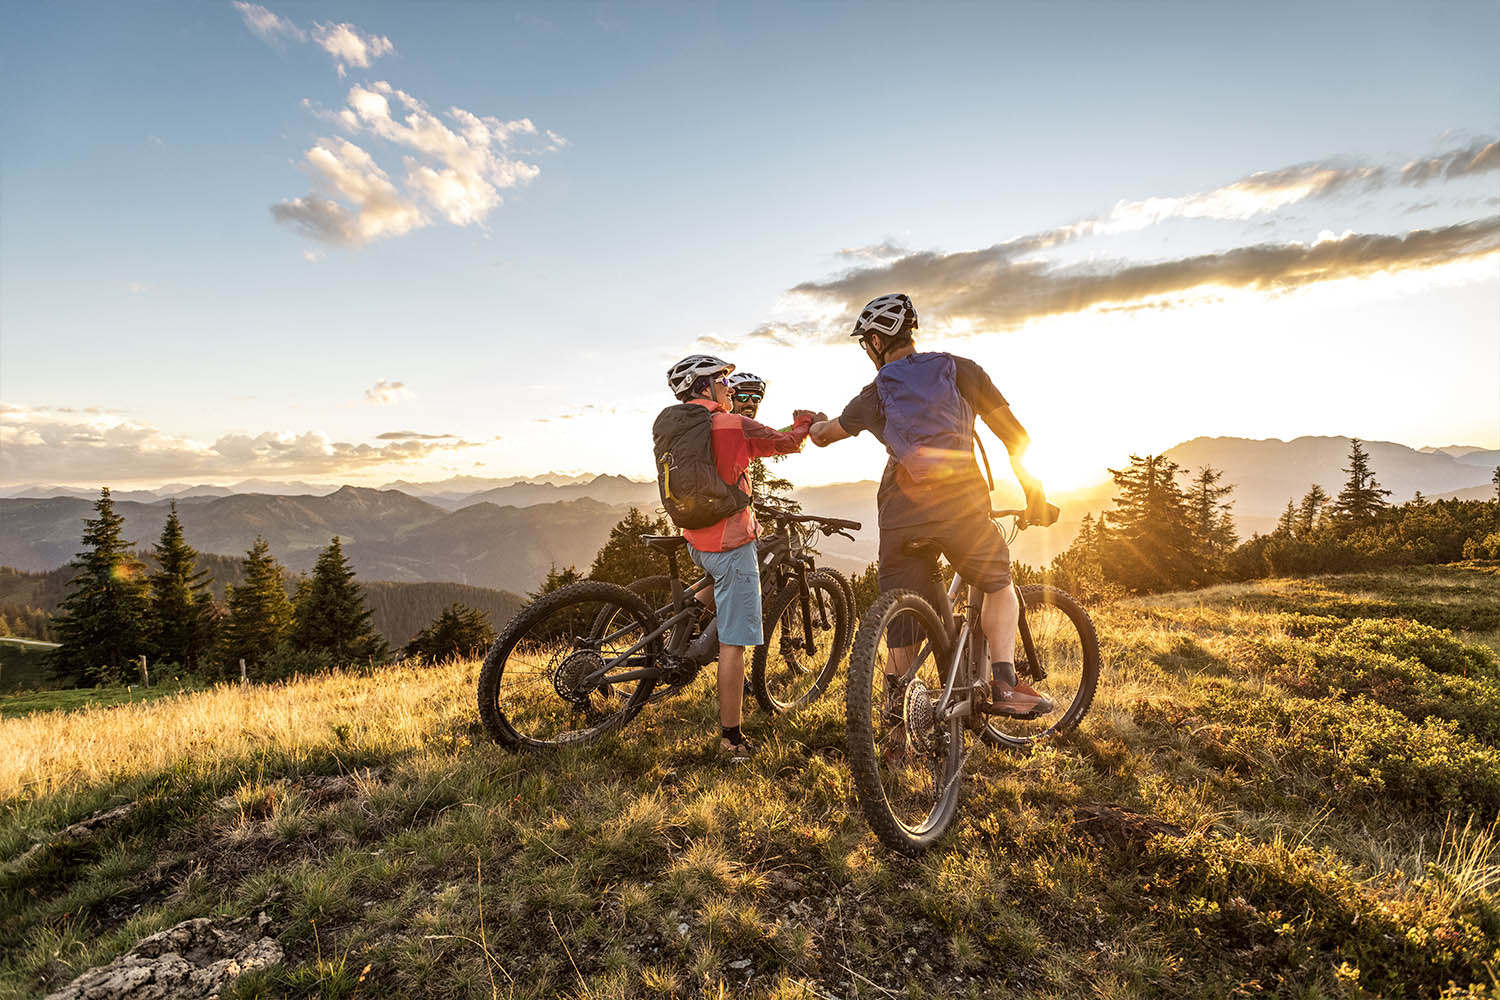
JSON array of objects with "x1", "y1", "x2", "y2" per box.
[
  {"x1": 376, "y1": 430, "x2": 456, "y2": 440},
  {"x1": 785, "y1": 217, "x2": 1500, "y2": 338},
  {"x1": 312, "y1": 21, "x2": 394, "y2": 77},
  {"x1": 233, "y1": 1, "x2": 305, "y2": 45},
  {"x1": 1399, "y1": 138, "x2": 1500, "y2": 185},
  {"x1": 272, "y1": 138, "x2": 424, "y2": 245},
  {"x1": 0, "y1": 405, "x2": 477, "y2": 484},
  {"x1": 364, "y1": 379, "x2": 414, "y2": 405}
]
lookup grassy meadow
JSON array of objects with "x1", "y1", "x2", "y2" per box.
[{"x1": 3, "y1": 565, "x2": 1499, "y2": 998}]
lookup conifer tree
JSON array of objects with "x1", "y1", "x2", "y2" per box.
[
  {"x1": 748, "y1": 457, "x2": 800, "y2": 512},
  {"x1": 1186, "y1": 466, "x2": 1237, "y2": 562},
  {"x1": 404, "y1": 603, "x2": 496, "y2": 662},
  {"x1": 530, "y1": 564, "x2": 584, "y2": 600},
  {"x1": 1099, "y1": 455, "x2": 1207, "y2": 593},
  {"x1": 221, "y1": 537, "x2": 294, "y2": 671},
  {"x1": 1332, "y1": 438, "x2": 1391, "y2": 524},
  {"x1": 588, "y1": 508, "x2": 674, "y2": 584},
  {"x1": 1276, "y1": 499, "x2": 1297, "y2": 536},
  {"x1": 147, "y1": 501, "x2": 216, "y2": 669},
  {"x1": 1493, "y1": 466, "x2": 1499, "y2": 502},
  {"x1": 291, "y1": 537, "x2": 387, "y2": 664},
  {"x1": 51, "y1": 488, "x2": 151, "y2": 685},
  {"x1": 1295, "y1": 484, "x2": 1331, "y2": 538}
]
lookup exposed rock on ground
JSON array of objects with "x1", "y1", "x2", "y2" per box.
[
  {"x1": 13, "y1": 802, "x2": 139, "y2": 868},
  {"x1": 43, "y1": 915, "x2": 281, "y2": 1000}
]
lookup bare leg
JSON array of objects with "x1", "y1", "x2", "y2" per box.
[
  {"x1": 718, "y1": 644, "x2": 746, "y2": 728},
  {"x1": 981, "y1": 586, "x2": 1019, "y2": 667}
]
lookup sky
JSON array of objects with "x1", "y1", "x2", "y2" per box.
[{"x1": 2, "y1": 1, "x2": 1497, "y2": 493}]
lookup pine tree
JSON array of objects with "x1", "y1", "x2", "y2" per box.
[
  {"x1": 1492, "y1": 466, "x2": 1499, "y2": 502},
  {"x1": 748, "y1": 457, "x2": 800, "y2": 512},
  {"x1": 588, "y1": 508, "x2": 675, "y2": 584},
  {"x1": 291, "y1": 537, "x2": 387, "y2": 665},
  {"x1": 1295, "y1": 484, "x2": 1331, "y2": 538},
  {"x1": 147, "y1": 502, "x2": 217, "y2": 670},
  {"x1": 403, "y1": 603, "x2": 496, "y2": 662},
  {"x1": 1332, "y1": 438, "x2": 1391, "y2": 524},
  {"x1": 1098, "y1": 455, "x2": 1207, "y2": 593},
  {"x1": 221, "y1": 538, "x2": 295, "y2": 671},
  {"x1": 51, "y1": 488, "x2": 151, "y2": 685},
  {"x1": 1276, "y1": 499, "x2": 1297, "y2": 536},
  {"x1": 1186, "y1": 466, "x2": 1237, "y2": 563},
  {"x1": 530, "y1": 564, "x2": 584, "y2": 600}
]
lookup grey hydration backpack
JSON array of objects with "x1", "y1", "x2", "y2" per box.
[{"x1": 652, "y1": 404, "x2": 751, "y2": 530}]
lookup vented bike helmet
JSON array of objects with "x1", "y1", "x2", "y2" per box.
[
  {"x1": 667, "y1": 354, "x2": 735, "y2": 400},
  {"x1": 725, "y1": 372, "x2": 767, "y2": 395},
  {"x1": 851, "y1": 293, "x2": 918, "y2": 341}
]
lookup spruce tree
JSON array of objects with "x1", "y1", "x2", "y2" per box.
[
  {"x1": 530, "y1": 564, "x2": 583, "y2": 600},
  {"x1": 748, "y1": 457, "x2": 800, "y2": 512},
  {"x1": 1492, "y1": 466, "x2": 1499, "y2": 502},
  {"x1": 1186, "y1": 466, "x2": 1237, "y2": 562},
  {"x1": 51, "y1": 488, "x2": 150, "y2": 685},
  {"x1": 1099, "y1": 455, "x2": 1206, "y2": 593},
  {"x1": 588, "y1": 508, "x2": 674, "y2": 584},
  {"x1": 1332, "y1": 438, "x2": 1391, "y2": 524},
  {"x1": 291, "y1": 537, "x2": 387, "y2": 664},
  {"x1": 403, "y1": 603, "x2": 496, "y2": 662},
  {"x1": 221, "y1": 537, "x2": 294, "y2": 671},
  {"x1": 1276, "y1": 499, "x2": 1297, "y2": 536},
  {"x1": 147, "y1": 501, "x2": 217, "y2": 670},
  {"x1": 1295, "y1": 484, "x2": 1331, "y2": 538}
]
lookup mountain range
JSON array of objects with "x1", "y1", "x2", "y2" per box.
[{"x1": 1, "y1": 436, "x2": 1493, "y2": 587}]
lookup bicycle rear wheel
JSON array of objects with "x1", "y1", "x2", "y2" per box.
[
  {"x1": 751, "y1": 569, "x2": 851, "y2": 713},
  {"x1": 846, "y1": 589, "x2": 964, "y2": 855},
  {"x1": 982, "y1": 584, "x2": 1100, "y2": 749},
  {"x1": 478, "y1": 581, "x2": 660, "y2": 751}
]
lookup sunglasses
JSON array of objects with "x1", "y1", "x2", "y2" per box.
[{"x1": 733, "y1": 392, "x2": 763, "y2": 403}]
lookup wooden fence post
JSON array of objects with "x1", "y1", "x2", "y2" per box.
[
  {"x1": 239, "y1": 658, "x2": 248, "y2": 686},
  {"x1": 138, "y1": 655, "x2": 150, "y2": 687}
]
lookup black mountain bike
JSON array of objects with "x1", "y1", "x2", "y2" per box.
[
  {"x1": 846, "y1": 508, "x2": 1101, "y2": 854},
  {"x1": 476, "y1": 505, "x2": 861, "y2": 751}
]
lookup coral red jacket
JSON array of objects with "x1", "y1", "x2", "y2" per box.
[{"x1": 680, "y1": 398, "x2": 813, "y2": 552}]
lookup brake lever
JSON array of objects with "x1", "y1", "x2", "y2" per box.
[{"x1": 834, "y1": 529, "x2": 855, "y2": 542}]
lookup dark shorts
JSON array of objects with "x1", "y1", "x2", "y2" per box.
[{"x1": 878, "y1": 513, "x2": 1012, "y2": 647}]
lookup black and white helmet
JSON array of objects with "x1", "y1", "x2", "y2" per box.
[
  {"x1": 851, "y1": 293, "x2": 918, "y2": 340},
  {"x1": 667, "y1": 354, "x2": 735, "y2": 400},
  {"x1": 726, "y1": 372, "x2": 767, "y2": 395}
]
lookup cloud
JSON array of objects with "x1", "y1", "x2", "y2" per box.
[
  {"x1": 376, "y1": 430, "x2": 456, "y2": 440},
  {"x1": 364, "y1": 379, "x2": 414, "y2": 405},
  {"x1": 271, "y1": 138, "x2": 425, "y2": 245},
  {"x1": 312, "y1": 20, "x2": 395, "y2": 77},
  {"x1": 127, "y1": 282, "x2": 147, "y2": 294},
  {"x1": 0, "y1": 406, "x2": 478, "y2": 485},
  {"x1": 1399, "y1": 138, "x2": 1500, "y2": 185},
  {"x1": 782, "y1": 216, "x2": 1500, "y2": 339},
  {"x1": 838, "y1": 242, "x2": 908, "y2": 261},
  {"x1": 233, "y1": 1, "x2": 305, "y2": 44}
]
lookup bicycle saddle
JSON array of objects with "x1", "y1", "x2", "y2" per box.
[
  {"x1": 902, "y1": 537, "x2": 944, "y2": 560},
  {"x1": 640, "y1": 534, "x2": 689, "y2": 554}
]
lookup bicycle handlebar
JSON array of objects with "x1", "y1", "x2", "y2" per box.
[
  {"x1": 753, "y1": 503, "x2": 863, "y2": 533},
  {"x1": 990, "y1": 503, "x2": 1062, "y2": 528}
]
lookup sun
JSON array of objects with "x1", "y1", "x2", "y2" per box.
[{"x1": 1017, "y1": 441, "x2": 1112, "y2": 494}]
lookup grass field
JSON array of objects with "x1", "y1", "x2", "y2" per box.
[
  {"x1": 3, "y1": 566, "x2": 1498, "y2": 998},
  {"x1": 0, "y1": 680, "x2": 204, "y2": 720}
]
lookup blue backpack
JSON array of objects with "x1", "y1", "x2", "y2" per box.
[{"x1": 875, "y1": 353, "x2": 976, "y2": 485}]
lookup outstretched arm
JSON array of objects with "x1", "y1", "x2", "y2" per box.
[{"x1": 809, "y1": 417, "x2": 850, "y2": 447}]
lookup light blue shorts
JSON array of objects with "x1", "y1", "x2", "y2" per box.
[{"x1": 687, "y1": 540, "x2": 763, "y2": 647}]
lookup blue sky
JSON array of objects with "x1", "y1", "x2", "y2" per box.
[{"x1": 2, "y1": 1, "x2": 1497, "y2": 490}]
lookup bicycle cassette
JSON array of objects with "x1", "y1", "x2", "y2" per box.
[
  {"x1": 903, "y1": 679, "x2": 938, "y2": 755},
  {"x1": 553, "y1": 649, "x2": 605, "y2": 704}
]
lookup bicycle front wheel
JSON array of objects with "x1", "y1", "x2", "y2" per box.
[
  {"x1": 846, "y1": 589, "x2": 964, "y2": 855},
  {"x1": 478, "y1": 581, "x2": 660, "y2": 751},
  {"x1": 751, "y1": 569, "x2": 851, "y2": 713},
  {"x1": 982, "y1": 584, "x2": 1100, "y2": 749}
]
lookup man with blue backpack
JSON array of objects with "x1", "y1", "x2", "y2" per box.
[{"x1": 808, "y1": 293, "x2": 1057, "y2": 717}]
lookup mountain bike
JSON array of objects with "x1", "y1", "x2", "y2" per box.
[
  {"x1": 476, "y1": 506, "x2": 861, "y2": 751},
  {"x1": 845, "y1": 508, "x2": 1100, "y2": 854}
]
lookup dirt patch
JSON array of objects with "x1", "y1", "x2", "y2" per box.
[
  {"x1": 1072, "y1": 802, "x2": 1185, "y2": 851},
  {"x1": 42, "y1": 914, "x2": 281, "y2": 1000}
]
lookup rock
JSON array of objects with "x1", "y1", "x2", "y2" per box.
[
  {"x1": 14, "y1": 802, "x2": 139, "y2": 868},
  {"x1": 43, "y1": 916, "x2": 282, "y2": 1000}
]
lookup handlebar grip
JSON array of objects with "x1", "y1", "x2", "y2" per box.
[{"x1": 990, "y1": 508, "x2": 1025, "y2": 519}]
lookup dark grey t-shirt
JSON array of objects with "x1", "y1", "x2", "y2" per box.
[{"x1": 837, "y1": 354, "x2": 1009, "y2": 529}]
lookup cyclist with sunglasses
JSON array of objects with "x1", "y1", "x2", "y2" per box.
[
  {"x1": 656, "y1": 355, "x2": 821, "y2": 761},
  {"x1": 807, "y1": 295, "x2": 1057, "y2": 718},
  {"x1": 725, "y1": 372, "x2": 767, "y2": 419}
]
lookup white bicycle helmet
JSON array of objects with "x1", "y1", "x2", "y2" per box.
[
  {"x1": 667, "y1": 354, "x2": 735, "y2": 400},
  {"x1": 725, "y1": 372, "x2": 767, "y2": 395},
  {"x1": 851, "y1": 293, "x2": 918, "y2": 340}
]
